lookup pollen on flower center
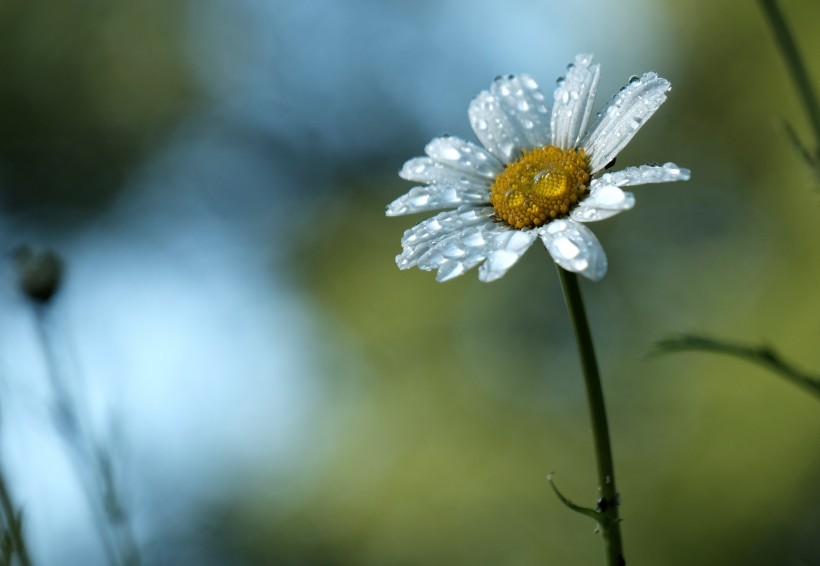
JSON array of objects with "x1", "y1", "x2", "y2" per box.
[{"x1": 490, "y1": 145, "x2": 591, "y2": 229}]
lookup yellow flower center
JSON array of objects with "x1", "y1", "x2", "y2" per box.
[{"x1": 490, "y1": 146, "x2": 591, "y2": 229}]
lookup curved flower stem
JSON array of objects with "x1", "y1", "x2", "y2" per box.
[
  {"x1": 556, "y1": 267, "x2": 625, "y2": 566},
  {"x1": 654, "y1": 334, "x2": 820, "y2": 400}
]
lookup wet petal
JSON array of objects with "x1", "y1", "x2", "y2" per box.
[
  {"x1": 477, "y1": 228, "x2": 539, "y2": 282},
  {"x1": 399, "y1": 157, "x2": 493, "y2": 187},
  {"x1": 582, "y1": 73, "x2": 670, "y2": 174},
  {"x1": 596, "y1": 162, "x2": 691, "y2": 187},
  {"x1": 490, "y1": 74, "x2": 551, "y2": 149},
  {"x1": 428, "y1": 222, "x2": 510, "y2": 281},
  {"x1": 425, "y1": 136, "x2": 504, "y2": 179},
  {"x1": 469, "y1": 90, "x2": 527, "y2": 163},
  {"x1": 399, "y1": 216, "x2": 510, "y2": 281},
  {"x1": 551, "y1": 54, "x2": 601, "y2": 150},
  {"x1": 386, "y1": 184, "x2": 491, "y2": 216},
  {"x1": 570, "y1": 184, "x2": 635, "y2": 223},
  {"x1": 539, "y1": 219, "x2": 607, "y2": 281},
  {"x1": 397, "y1": 206, "x2": 495, "y2": 268}
]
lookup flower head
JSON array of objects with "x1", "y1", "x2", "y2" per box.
[{"x1": 387, "y1": 54, "x2": 690, "y2": 282}]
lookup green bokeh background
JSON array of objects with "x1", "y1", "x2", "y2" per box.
[{"x1": 2, "y1": 0, "x2": 819, "y2": 564}]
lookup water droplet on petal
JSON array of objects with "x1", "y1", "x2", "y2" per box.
[
  {"x1": 463, "y1": 232, "x2": 486, "y2": 248},
  {"x1": 594, "y1": 185, "x2": 625, "y2": 206},
  {"x1": 436, "y1": 261, "x2": 465, "y2": 281},
  {"x1": 663, "y1": 162, "x2": 681, "y2": 175},
  {"x1": 444, "y1": 242, "x2": 467, "y2": 258},
  {"x1": 553, "y1": 237, "x2": 580, "y2": 259},
  {"x1": 487, "y1": 249, "x2": 518, "y2": 271},
  {"x1": 441, "y1": 147, "x2": 460, "y2": 161}
]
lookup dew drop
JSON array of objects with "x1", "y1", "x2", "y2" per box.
[
  {"x1": 594, "y1": 185, "x2": 625, "y2": 206},
  {"x1": 441, "y1": 146, "x2": 461, "y2": 161},
  {"x1": 443, "y1": 242, "x2": 467, "y2": 258},
  {"x1": 462, "y1": 232, "x2": 486, "y2": 247},
  {"x1": 553, "y1": 237, "x2": 580, "y2": 259},
  {"x1": 475, "y1": 162, "x2": 497, "y2": 176},
  {"x1": 436, "y1": 261, "x2": 465, "y2": 281},
  {"x1": 487, "y1": 249, "x2": 517, "y2": 271},
  {"x1": 663, "y1": 162, "x2": 681, "y2": 175}
]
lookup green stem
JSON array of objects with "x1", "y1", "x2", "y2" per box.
[
  {"x1": 556, "y1": 267, "x2": 625, "y2": 566},
  {"x1": 654, "y1": 334, "x2": 820, "y2": 400},
  {"x1": 759, "y1": 0, "x2": 820, "y2": 152}
]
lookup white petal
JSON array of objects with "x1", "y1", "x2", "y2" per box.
[
  {"x1": 551, "y1": 54, "x2": 601, "y2": 150},
  {"x1": 490, "y1": 74, "x2": 551, "y2": 149},
  {"x1": 582, "y1": 73, "x2": 671, "y2": 173},
  {"x1": 570, "y1": 184, "x2": 635, "y2": 223},
  {"x1": 429, "y1": 222, "x2": 510, "y2": 281},
  {"x1": 397, "y1": 206, "x2": 494, "y2": 269},
  {"x1": 386, "y1": 184, "x2": 491, "y2": 216},
  {"x1": 399, "y1": 157, "x2": 492, "y2": 187},
  {"x1": 469, "y1": 90, "x2": 527, "y2": 163},
  {"x1": 399, "y1": 216, "x2": 509, "y2": 281},
  {"x1": 596, "y1": 162, "x2": 691, "y2": 187},
  {"x1": 425, "y1": 136, "x2": 504, "y2": 179},
  {"x1": 539, "y1": 219, "x2": 607, "y2": 281},
  {"x1": 477, "y1": 229, "x2": 538, "y2": 282}
]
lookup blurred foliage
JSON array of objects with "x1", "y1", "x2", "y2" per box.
[{"x1": 0, "y1": 0, "x2": 195, "y2": 219}]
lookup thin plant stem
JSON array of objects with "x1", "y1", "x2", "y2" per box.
[
  {"x1": 556, "y1": 267, "x2": 624, "y2": 566},
  {"x1": 759, "y1": 0, "x2": 820, "y2": 153},
  {"x1": 33, "y1": 305, "x2": 140, "y2": 566},
  {"x1": 0, "y1": 472, "x2": 33, "y2": 566},
  {"x1": 654, "y1": 334, "x2": 820, "y2": 401}
]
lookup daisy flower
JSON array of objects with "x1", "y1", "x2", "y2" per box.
[{"x1": 386, "y1": 54, "x2": 690, "y2": 282}]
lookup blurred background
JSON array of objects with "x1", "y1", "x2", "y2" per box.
[{"x1": 1, "y1": 0, "x2": 819, "y2": 564}]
